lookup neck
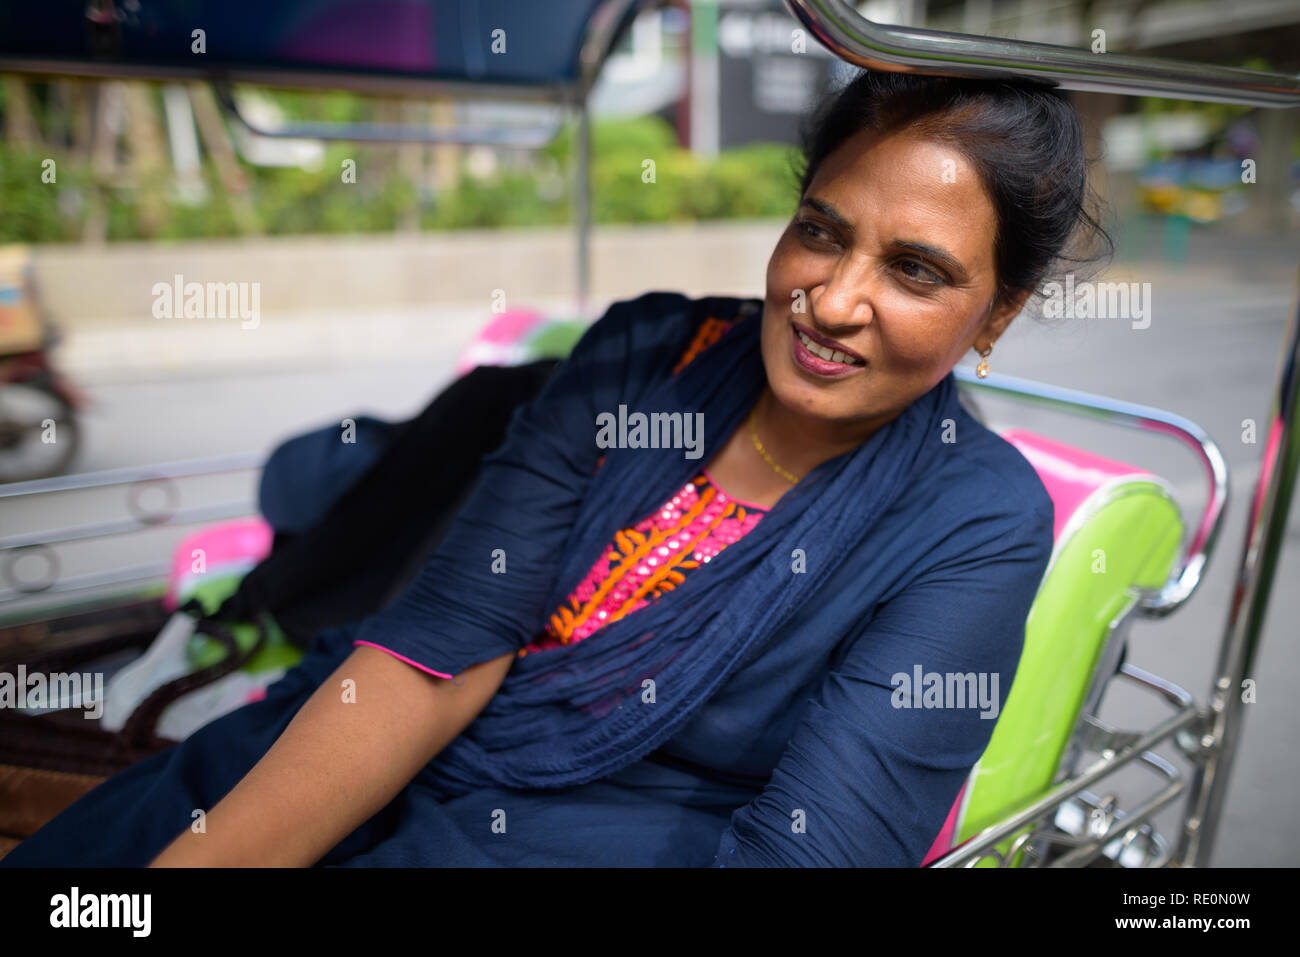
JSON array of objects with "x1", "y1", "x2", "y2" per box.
[{"x1": 754, "y1": 385, "x2": 902, "y2": 477}]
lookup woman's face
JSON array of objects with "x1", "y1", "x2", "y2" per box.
[{"x1": 762, "y1": 124, "x2": 1026, "y2": 439}]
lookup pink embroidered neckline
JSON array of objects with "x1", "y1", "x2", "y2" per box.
[{"x1": 521, "y1": 471, "x2": 767, "y2": 655}]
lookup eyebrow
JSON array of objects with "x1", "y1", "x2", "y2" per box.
[{"x1": 799, "y1": 196, "x2": 971, "y2": 283}]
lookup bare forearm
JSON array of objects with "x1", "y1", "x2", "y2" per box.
[{"x1": 149, "y1": 645, "x2": 513, "y2": 867}]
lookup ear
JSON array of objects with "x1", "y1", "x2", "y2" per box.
[{"x1": 978, "y1": 287, "x2": 1033, "y2": 350}]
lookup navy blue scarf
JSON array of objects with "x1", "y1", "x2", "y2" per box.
[{"x1": 427, "y1": 304, "x2": 962, "y2": 794}]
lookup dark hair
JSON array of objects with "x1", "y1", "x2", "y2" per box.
[{"x1": 793, "y1": 70, "x2": 1113, "y2": 315}]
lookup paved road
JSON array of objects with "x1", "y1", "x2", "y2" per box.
[{"x1": 5, "y1": 231, "x2": 1297, "y2": 867}]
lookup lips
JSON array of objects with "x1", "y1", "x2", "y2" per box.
[
  {"x1": 789, "y1": 321, "x2": 867, "y2": 378},
  {"x1": 791, "y1": 321, "x2": 866, "y2": 364}
]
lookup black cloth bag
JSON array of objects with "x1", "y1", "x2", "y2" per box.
[{"x1": 215, "y1": 359, "x2": 559, "y2": 642}]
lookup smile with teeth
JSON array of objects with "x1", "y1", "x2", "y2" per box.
[{"x1": 796, "y1": 329, "x2": 865, "y2": 366}]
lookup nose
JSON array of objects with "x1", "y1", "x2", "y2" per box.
[{"x1": 809, "y1": 258, "x2": 875, "y2": 331}]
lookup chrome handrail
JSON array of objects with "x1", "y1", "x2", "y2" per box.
[
  {"x1": 783, "y1": 0, "x2": 1300, "y2": 107},
  {"x1": 0, "y1": 453, "x2": 263, "y2": 606},
  {"x1": 955, "y1": 368, "x2": 1229, "y2": 618},
  {"x1": 0, "y1": 452, "x2": 263, "y2": 499}
]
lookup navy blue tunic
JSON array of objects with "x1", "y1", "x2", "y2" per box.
[{"x1": 2, "y1": 293, "x2": 1053, "y2": 868}]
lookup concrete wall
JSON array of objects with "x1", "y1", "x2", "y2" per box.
[{"x1": 29, "y1": 219, "x2": 787, "y2": 327}]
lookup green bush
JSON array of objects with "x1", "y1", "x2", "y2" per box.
[
  {"x1": 0, "y1": 113, "x2": 800, "y2": 242},
  {"x1": 0, "y1": 147, "x2": 82, "y2": 242}
]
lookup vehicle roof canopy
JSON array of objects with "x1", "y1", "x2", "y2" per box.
[{"x1": 0, "y1": 0, "x2": 635, "y2": 90}]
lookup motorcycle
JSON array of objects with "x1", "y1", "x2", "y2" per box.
[{"x1": 0, "y1": 246, "x2": 84, "y2": 483}]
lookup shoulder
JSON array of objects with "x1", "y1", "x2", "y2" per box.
[
  {"x1": 578, "y1": 290, "x2": 761, "y2": 378},
  {"x1": 591, "y1": 290, "x2": 758, "y2": 335},
  {"x1": 889, "y1": 399, "x2": 1055, "y2": 584},
  {"x1": 949, "y1": 406, "x2": 1054, "y2": 525},
  {"x1": 849, "y1": 406, "x2": 1056, "y2": 670},
  {"x1": 585, "y1": 290, "x2": 694, "y2": 338},
  {"x1": 672, "y1": 293, "x2": 761, "y2": 373}
]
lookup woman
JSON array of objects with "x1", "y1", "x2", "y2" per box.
[{"x1": 3, "y1": 71, "x2": 1109, "y2": 868}]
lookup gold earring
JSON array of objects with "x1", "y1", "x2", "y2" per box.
[{"x1": 975, "y1": 344, "x2": 992, "y2": 379}]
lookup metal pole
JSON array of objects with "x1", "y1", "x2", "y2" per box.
[
  {"x1": 781, "y1": 0, "x2": 1300, "y2": 107},
  {"x1": 1179, "y1": 265, "x2": 1300, "y2": 866},
  {"x1": 689, "y1": 0, "x2": 720, "y2": 158},
  {"x1": 574, "y1": 96, "x2": 591, "y2": 319}
]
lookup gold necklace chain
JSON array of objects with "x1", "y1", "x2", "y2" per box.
[{"x1": 748, "y1": 407, "x2": 801, "y2": 484}]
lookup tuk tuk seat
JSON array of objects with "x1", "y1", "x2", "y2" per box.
[{"x1": 921, "y1": 429, "x2": 1184, "y2": 866}]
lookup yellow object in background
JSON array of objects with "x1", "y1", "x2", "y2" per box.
[
  {"x1": 1182, "y1": 190, "x2": 1223, "y2": 223},
  {"x1": 0, "y1": 244, "x2": 45, "y2": 355}
]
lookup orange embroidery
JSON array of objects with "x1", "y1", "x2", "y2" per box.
[
  {"x1": 550, "y1": 480, "x2": 717, "y2": 643},
  {"x1": 671, "y1": 317, "x2": 739, "y2": 375}
]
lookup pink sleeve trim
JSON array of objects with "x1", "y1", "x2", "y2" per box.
[{"x1": 353, "y1": 640, "x2": 455, "y2": 680}]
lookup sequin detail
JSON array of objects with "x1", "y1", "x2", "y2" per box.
[{"x1": 519, "y1": 473, "x2": 765, "y2": 656}]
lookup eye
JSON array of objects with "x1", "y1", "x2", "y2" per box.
[
  {"x1": 795, "y1": 218, "x2": 835, "y2": 245},
  {"x1": 897, "y1": 258, "x2": 945, "y2": 286}
]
